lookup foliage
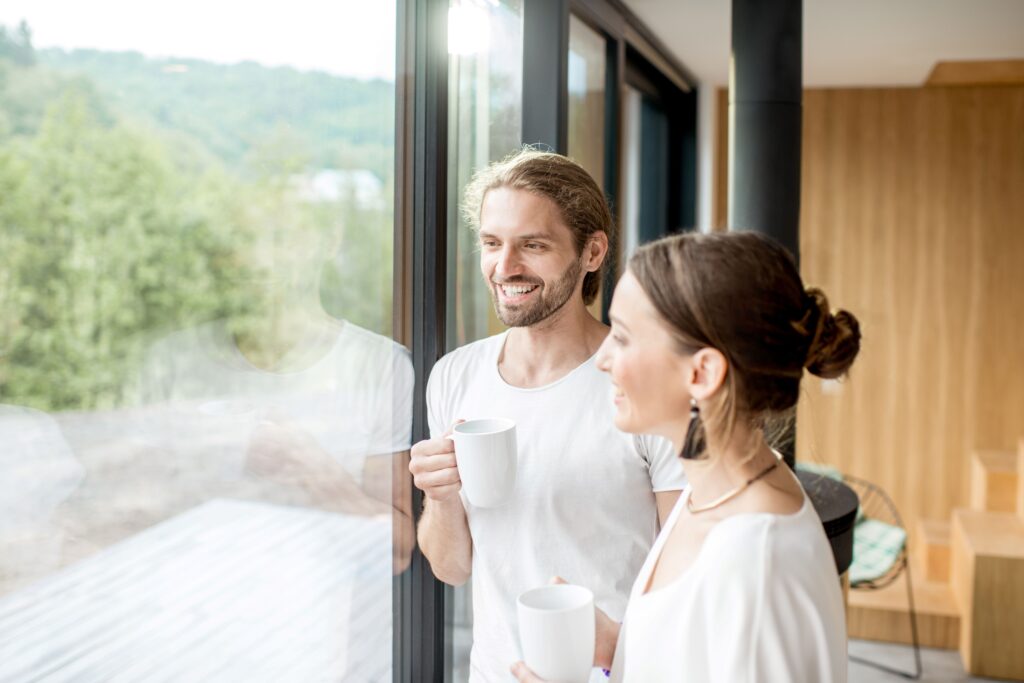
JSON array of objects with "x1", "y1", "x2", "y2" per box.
[
  {"x1": 0, "y1": 25, "x2": 395, "y2": 411},
  {"x1": 36, "y1": 48, "x2": 395, "y2": 180}
]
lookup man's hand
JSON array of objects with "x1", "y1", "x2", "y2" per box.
[
  {"x1": 246, "y1": 416, "x2": 336, "y2": 483},
  {"x1": 408, "y1": 423, "x2": 463, "y2": 502}
]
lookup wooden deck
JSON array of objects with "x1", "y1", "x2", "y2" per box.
[{"x1": 0, "y1": 499, "x2": 393, "y2": 682}]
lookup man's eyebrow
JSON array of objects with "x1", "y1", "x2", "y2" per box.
[{"x1": 477, "y1": 231, "x2": 555, "y2": 242}]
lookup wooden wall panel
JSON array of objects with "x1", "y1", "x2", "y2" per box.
[
  {"x1": 794, "y1": 86, "x2": 1024, "y2": 543},
  {"x1": 713, "y1": 85, "x2": 1024, "y2": 543}
]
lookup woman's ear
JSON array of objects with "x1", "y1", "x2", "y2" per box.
[{"x1": 687, "y1": 347, "x2": 728, "y2": 401}]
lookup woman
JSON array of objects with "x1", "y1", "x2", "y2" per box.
[{"x1": 512, "y1": 231, "x2": 860, "y2": 682}]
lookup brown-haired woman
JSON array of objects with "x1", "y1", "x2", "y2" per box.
[{"x1": 512, "y1": 231, "x2": 860, "y2": 683}]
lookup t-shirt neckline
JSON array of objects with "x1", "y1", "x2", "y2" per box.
[{"x1": 491, "y1": 330, "x2": 599, "y2": 393}]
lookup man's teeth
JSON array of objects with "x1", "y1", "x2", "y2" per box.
[{"x1": 502, "y1": 285, "x2": 537, "y2": 295}]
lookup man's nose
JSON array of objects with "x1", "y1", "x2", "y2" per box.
[{"x1": 495, "y1": 245, "x2": 523, "y2": 278}]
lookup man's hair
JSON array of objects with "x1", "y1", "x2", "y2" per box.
[{"x1": 462, "y1": 147, "x2": 615, "y2": 306}]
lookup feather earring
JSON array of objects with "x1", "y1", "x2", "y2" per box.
[{"x1": 680, "y1": 398, "x2": 704, "y2": 460}]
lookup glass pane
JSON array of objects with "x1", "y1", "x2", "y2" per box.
[
  {"x1": 567, "y1": 15, "x2": 606, "y2": 188},
  {"x1": 567, "y1": 15, "x2": 607, "y2": 318},
  {"x1": 0, "y1": 3, "x2": 409, "y2": 681},
  {"x1": 445, "y1": 1, "x2": 523, "y2": 680},
  {"x1": 621, "y1": 84, "x2": 643, "y2": 261},
  {"x1": 447, "y1": 0, "x2": 523, "y2": 350}
]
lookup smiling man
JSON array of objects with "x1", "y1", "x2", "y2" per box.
[{"x1": 408, "y1": 149, "x2": 685, "y2": 683}]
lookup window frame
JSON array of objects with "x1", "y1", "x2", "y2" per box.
[{"x1": 394, "y1": 1, "x2": 697, "y2": 679}]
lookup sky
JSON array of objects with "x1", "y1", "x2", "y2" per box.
[{"x1": 0, "y1": 0, "x2": 397, "y2": 81}]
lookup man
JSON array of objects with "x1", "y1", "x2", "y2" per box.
[{"x1": 409, "y1": 149, "x2": 684, "y2": 682}]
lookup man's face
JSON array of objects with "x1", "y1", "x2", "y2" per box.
[{"x1": 478, "y1": 187, "x2": 586, "y2": 328}]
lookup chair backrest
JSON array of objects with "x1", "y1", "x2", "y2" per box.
[{"x1": 844, "y1": 475, "x2": 908, "y2": 590}]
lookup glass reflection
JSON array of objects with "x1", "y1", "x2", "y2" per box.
[{"x1": 0, "y1": 3, "x2": 405, "y2": 680}]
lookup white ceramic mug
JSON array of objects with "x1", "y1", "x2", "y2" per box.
[
  {"x1": 517, "y1": 584, "x2": 596, "y2": 683},
  {"x1": 451, "y1": 418, "x2": 517, "y2": 508}
]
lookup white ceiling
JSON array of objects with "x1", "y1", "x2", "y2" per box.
[{"x1": 624, "y1": 0, "x2": 1024, "y2": 87}]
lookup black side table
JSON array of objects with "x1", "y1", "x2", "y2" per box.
[{"x1": 797, "y1": 470, "x2": 860, "y2": 576}]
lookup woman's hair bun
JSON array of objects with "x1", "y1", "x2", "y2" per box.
[{"x1": 803, "y1": 288, "x2": 861, "y2": 379}]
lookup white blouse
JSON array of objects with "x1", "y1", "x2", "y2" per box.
[{"x1": 611, "y1": 481, "x2": 847, "y2": 682}]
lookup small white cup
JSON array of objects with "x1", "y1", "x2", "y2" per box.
[
  {"x1": 451, "y1": 418, "x2": 517, "y2": 508},
  {"x1": 517, "y1": 584, "x2": 596, "y2": 683}
]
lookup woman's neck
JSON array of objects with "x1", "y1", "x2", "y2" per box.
[{"x1": 677, "y1": 423, "x2": 778, "y2": 508}]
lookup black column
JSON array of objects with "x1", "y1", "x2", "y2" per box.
[
  {"x1": 729, "y1": 0, "x2": 802, "y2": 469},
  {"x1": 522, "y1": 0, "x2": 568, "y2": 152},
  {"x1": 728, "y1": 0, "x2": 802, "y2": 262}
]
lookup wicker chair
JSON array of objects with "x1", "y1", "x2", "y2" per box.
[{"x1": 844, "y1": 474, "x2": 922, "y2": 680}]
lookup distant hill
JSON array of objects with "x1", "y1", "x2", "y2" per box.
[{"x1": 34, "y1": 48, "x2": 395, "y2": 179}]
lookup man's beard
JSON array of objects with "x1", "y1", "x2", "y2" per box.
[{"x1": 490, "y1": 257, "x2": 583, "y2": 327}]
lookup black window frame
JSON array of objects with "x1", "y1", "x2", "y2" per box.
[{"x1": 393, "y1": 1, "x2": 697, "y2": 679}]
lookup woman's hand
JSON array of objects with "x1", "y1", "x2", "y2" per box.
[
  {"x1": 594, "y1": 602, "x2": 620, "y2": 671},
  {"x1": 546, "y1": 576, "x2": 619, "y2": 670},
  {"x1": 510, "y1": 661, "x2": 546, "y2": 682},
  {"x1": 512, "y1": 576, "x2": 619, "y2": 679}
]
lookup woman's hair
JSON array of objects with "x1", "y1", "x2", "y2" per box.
[
  {"x1": 629, "y1": 231, "x2": 861, "y2": 450},
  {"x1": 462, "y1": 147, "x2": 616, "y2": 306}
]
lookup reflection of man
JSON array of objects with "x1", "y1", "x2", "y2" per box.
[
  {"x1": 133, "y1": 184, "x2": 414, "y2": 571},
  {"x1": 409, "y1": 150, "x2": 685, "y2": 682},
  {"x1": 136, "y1": 316, "x2": 414, "y2": 557}
]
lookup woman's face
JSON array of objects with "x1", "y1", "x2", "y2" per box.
[{"x1": 595, "y1": 270, "x2": 693, "y2": 442}]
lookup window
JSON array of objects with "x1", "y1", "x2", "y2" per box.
[
  {"x1": 0, "y1": 4, "x2": 407, "y2": 681},
  {"x1": 445, "y1": 0, "x2": 523, "y2": 679},
  {"x1": 567, "y1": 13, "x2": 610, "y2": 318},
  {"x1": 567, "y1": 14, "x2": 607, "y2": 190},
  {"x1": 447, "y1": 0, "x2": 524, "y2": 350}
]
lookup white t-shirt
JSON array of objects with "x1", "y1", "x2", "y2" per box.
[
  {"x1": 612, "y1": 481, "x2": 847, "y2": 683},
  {"x1": 426, "y1": 331, "x2": 686, "y2": 683},
  {"x1": 135, "y1": 319, "x2": 413, "y2": 484}
]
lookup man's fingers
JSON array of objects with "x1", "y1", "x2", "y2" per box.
[
  {"x1": 414, "y1": 466, "x2": 461, "y2": 490},
  {"x1": 409, "y1": 452, "x2": 457, "y2": 475},
  {"x1": 442, "y1": 419, "x2": 466, "y2": 439},
  {"x1": 411, "y1": 437, "x2": 456, "y2": 458}
]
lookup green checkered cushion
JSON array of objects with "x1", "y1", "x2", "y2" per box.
[{"x1": 850, "y1": 517, "x2": 906, "y2": 585}]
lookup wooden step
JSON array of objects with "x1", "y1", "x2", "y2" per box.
[
  {"x1": 969, "y1": 450, "x2": 1019, "y2": 513},
  {"x1": 951, "y1": 508, "x2": 1024, "y2": 680},
  {"x1": 916, "y1": 518, "x2": 952, "y2": 583},
  {"x1": 847, "y1": 571, "x2": 960, "y2": 649}
]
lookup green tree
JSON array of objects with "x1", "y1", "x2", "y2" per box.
[
  {"x1": 0, "y1": 20, "x2": 36, "y2": 66},
  {"x1": 0, "y1": 94, "x2": 255, "y2": 410}
]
